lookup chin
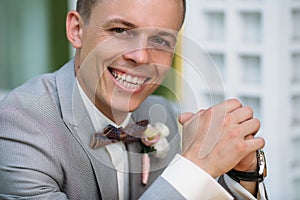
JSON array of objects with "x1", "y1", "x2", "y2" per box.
[{"x1": 111, "y1": 96, "x2": 145, "y2": 113}]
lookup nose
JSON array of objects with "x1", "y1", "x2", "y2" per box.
[{"x1": 122, "y1": 38, "x2": 152, "y2": 64}]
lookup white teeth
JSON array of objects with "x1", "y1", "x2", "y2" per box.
[
  {"x1": 132, "y1": 77, "x2": 138, "y2": 84},
  {"x1": 122, "y1": 74, "x2": 126, "y2": 80},
  {"x1": 138, "y1": 79, "x2": 143, "y2": 85},
  {"x1": 111, "y1": 69, "x2": 147, "y2": 89},
  {"x1": 126, "y1": 75, "x2": 133, "y2": 83},
  {"x1": 124, "y1": 82, "x2": 129, "y2": 88}
]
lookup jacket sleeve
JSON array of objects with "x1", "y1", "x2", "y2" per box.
[
  {"x1": 140, "y1": 154, "x2": 233, "y2": 200},
  {"x1": 0, "y1": 104, "x2": 68, "y2": 199}
]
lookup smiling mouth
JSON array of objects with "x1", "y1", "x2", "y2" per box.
[{"x1": 108, "y1": 68, "x2": 149, "y2": 90}]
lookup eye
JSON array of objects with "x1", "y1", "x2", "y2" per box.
[
  {"x1": 109, "y1": 27, "x2": 136, "y2": 39},
  {"x1": 111, "y1": 28, "x2": 127, "y2": 34},
  {"x1": 150, "y1": 36, "x2": 173, "y2": 50},
  {"x1": 154, "y1": 38, "x2": 167, "y2": 46}
]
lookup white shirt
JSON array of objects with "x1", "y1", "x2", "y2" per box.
[
  {"x1": 77, "y1": 80, "x2": 131, "y2": 200},
  {"x1": 76, "y1": 80, "x2": 266, "y2": 200}
]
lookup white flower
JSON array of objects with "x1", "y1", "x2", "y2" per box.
[
  {"x1": 144, "y1": 124, "x2": 159, "y2": 139},
  {"x1": 153, "y1": 137, "x2": 170, "y2": 159},
  {"x1": 141, "y1": 122, "x2": 170, "y2": 159},
  {"x1": 153, "y1": 122, "x2": 169, "y2": 138}
]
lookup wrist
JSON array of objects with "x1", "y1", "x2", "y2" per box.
[{"x1": 226, "y1": 150, "x2": 267, "y2": 183}]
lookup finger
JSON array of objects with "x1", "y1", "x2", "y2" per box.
[
  {"x1": 228, "y1": 106, "x2": 254, "y2": 124},
  {"x1": 213, "y1": 99, "x2": 243, "y2": 114},
  {"x1": 245, "y1": 137, "x2": 265, "y2": 152},
  {"x1": 180, "y1": 109, "x2": 206, "y2": 125},
  {"x1": 224, "y1": 99, "x2": 243, "y2": 113},
  {"x1": 245, "y1": 134, "x2": 254, "y2": 140},
  {"x1": 178, "y1": 112, "x2": 195, "y2": 125},
  {"x1": 240, "y1": 118, "x2": 261, "y2": 137}
]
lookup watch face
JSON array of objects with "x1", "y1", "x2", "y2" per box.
[{"x1": 257, "y1": 150, "x2": 267, "y2": 177}]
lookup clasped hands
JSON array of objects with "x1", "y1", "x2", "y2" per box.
[{"x1": 179, "y1": 99, "x2": 265, "y2": 178}]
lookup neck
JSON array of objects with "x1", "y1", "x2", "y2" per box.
[
  {"x1": 94, "y1": 98, "x2": 129, "y2": 125},
  {"x1": 104, "y1": 110, "x2": 129, "y2": 125}
]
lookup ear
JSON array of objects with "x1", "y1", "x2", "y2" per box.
[{"x1": 66, "y1": 11, "x2": 83, "y2": 49}]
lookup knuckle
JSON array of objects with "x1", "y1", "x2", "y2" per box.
[
  {"x1": 229, "y1": 98, "x2": 242, "y2": 107},
  {"x1": 249, "y1": 118, "x2": 261, "y2": 131},
  {"x1": 244, "y1": 106, "x2": 254, "y2": 116}
]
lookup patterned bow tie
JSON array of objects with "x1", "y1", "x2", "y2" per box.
[{"x1": 89, "y1": 120, "x2": 149, "y2": 149}]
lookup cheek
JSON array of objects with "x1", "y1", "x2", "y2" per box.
[
  {"x1": 76, "y1": 64, "x2": 100, "y2": 99},
  {"x1": 151, "y1": 50, "x2": 174, "y2": 66},
  {"x1": 156, "y1": 61, "x2": 172, "y2": 80}
]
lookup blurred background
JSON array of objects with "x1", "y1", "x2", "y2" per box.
[{"x1": 0, "y1": 0, "x2": 300, "y2": 199}]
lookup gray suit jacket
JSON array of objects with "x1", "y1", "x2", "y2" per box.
[{"x1": 0, "y1": 59, "x2": 185, "y2": 199}]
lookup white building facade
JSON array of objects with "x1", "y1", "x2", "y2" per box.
[{"x1": 182, "y1": 0, "x2": 300, "y2": 199}]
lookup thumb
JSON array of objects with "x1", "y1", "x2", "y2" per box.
[{"x1": 178, "y1": 112, "x2": 195, "y2": 125}]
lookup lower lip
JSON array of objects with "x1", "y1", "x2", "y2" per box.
[{"x1": 109, "y1": 71, "x2": 145, "y2": 93}]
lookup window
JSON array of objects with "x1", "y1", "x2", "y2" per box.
[
  {"x1": 210, "y1": 53, "x2": 226, "y2": 80},
  {"x1": 205, "y1": 12, "x2": 226, "y2": 41},
  {"x1": 293, "y1": 178, "x2": 300, "y2": 198},
  {"x1": 292, "y1": 137, "x2": 300, "y2": 168},
  {"x1": 240, "y1": 55, "x2": 262, "y2": 85},
  {"x1": 240, "y1": 12, "x2": 262, "y2": 43},
  {"x1": 292, "y1": 53, "x2": 300, "y2": 83},
  {"x1": 292, "y1": 96, "x2": 300, "y2": 125},
  {"x1": 292, "y1": 10, "x2": 300, "y2": 41}
]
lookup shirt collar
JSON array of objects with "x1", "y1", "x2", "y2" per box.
[{"x1": 76, "y1": 79, "x2": 132, "y2": 132}]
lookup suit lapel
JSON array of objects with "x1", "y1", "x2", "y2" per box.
[{"x1": 55, "y1": 60, "x2": 118, "y2": 199}]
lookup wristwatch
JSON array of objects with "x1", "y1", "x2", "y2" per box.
[{"x1": 227, "y1": 150, "x2": 267, "y2": 183}]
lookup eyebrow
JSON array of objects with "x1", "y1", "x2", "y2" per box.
[{"x1": 102, "y1": 18, "x2": 137, "y2": 29}]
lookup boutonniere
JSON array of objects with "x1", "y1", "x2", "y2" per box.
[{"x1": 140, "y1": 122, "x2": 170, "y2": 185}]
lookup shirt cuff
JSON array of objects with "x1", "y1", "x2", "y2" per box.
[
  {"x1": 161, "y1": 154, "x2": 233, "y2": 200},
  {"x1": 224, "y1": 174, "x2": 268, "y2": 200}
]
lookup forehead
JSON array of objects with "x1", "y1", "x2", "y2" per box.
[{"x1": 89, "y1": 0, "x2": 184, "y2": 31}]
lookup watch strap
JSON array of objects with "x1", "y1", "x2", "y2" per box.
[{"x1": 227, "y1": 169, "x2": 264, "y2": 183}]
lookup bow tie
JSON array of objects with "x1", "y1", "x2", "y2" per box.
[{"x1": 89, "y1": 120, "x2": 149, "y2": 149}]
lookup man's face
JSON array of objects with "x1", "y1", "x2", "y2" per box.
[{"x1": 76, "y1": 0, "x2": 184, "y2": 121}]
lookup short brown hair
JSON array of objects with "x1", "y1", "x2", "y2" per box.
[
  {"x1": 76, "y1": 0, "x2": 186, "y2": 25},
  {"x1": 76, "y1": 0, "x2": 99, "y2": 22}
]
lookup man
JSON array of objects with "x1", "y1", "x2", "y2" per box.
[{"x1": 0, "y1": 0, "x2": 268, "y2": 199}]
